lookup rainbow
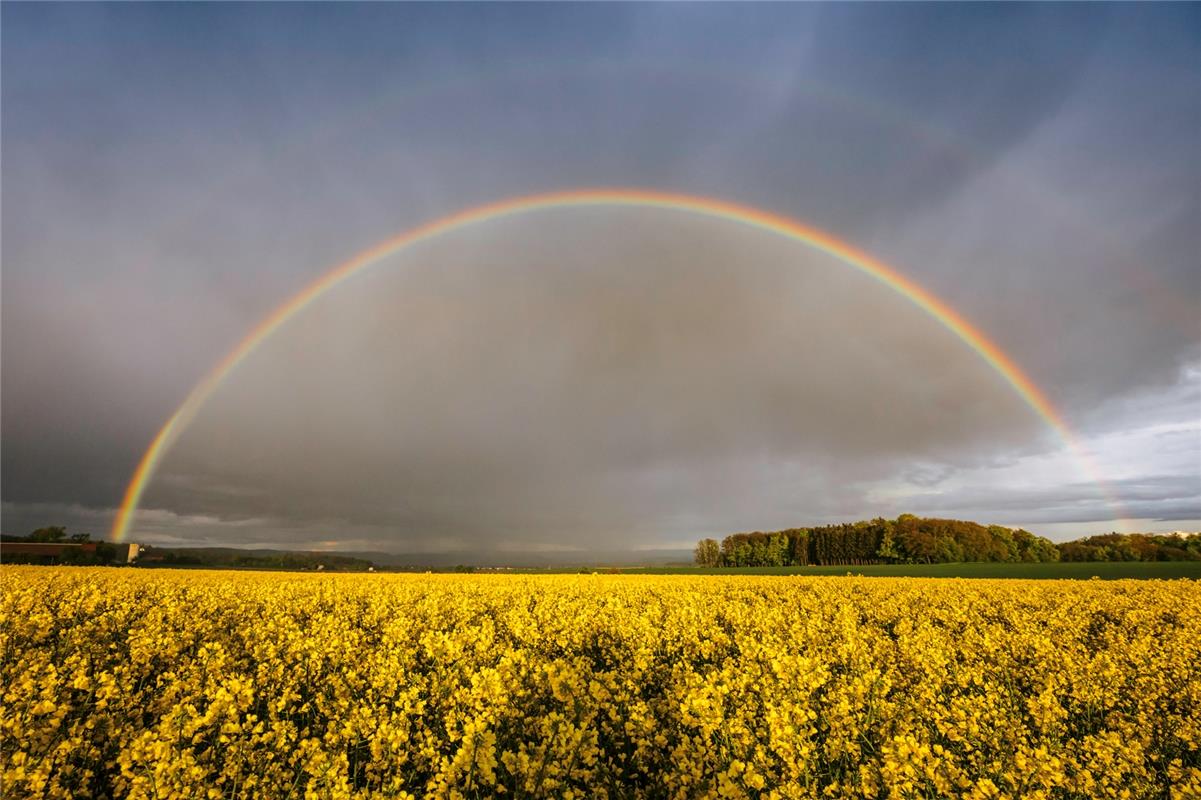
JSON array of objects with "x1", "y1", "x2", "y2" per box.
[{"x1": 111, "y1": 188, "x2": 1122, "y2": 541}]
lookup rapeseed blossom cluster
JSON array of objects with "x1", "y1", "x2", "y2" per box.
[{"x1": 1, "y1": 568, "x2": 1197, "y2": 799}]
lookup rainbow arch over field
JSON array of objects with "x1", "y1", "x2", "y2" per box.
[{"x1": 111, "y1": 188, "x2": 1123, "y2": 542}]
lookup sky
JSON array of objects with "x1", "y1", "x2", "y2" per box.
[{"x1": 2, "y1": 4, "x2": 1198, "y2": 552}]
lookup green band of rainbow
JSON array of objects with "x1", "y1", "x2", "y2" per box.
[{"x1": 111, "y1": 188, "x2": 1123, "y2": 541}]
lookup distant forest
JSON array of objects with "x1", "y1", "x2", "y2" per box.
[
  {"x1": 693, "y1": 516, "x2": 1200, "y2": 567},
  {"x1": 1057, "y1": 532, "x2": 1201, "y2": 563}
]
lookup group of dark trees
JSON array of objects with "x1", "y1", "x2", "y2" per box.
[
  {"x1": 1057, "y1": 532, "x2": 1200, "y2": 562},
  {"x1": 1, "y1": 528, "x2": 122, "y2": 565},
  {"x1": 695, "y1": 515, "x2": 1060, "y2": 567},
  {"x1": 19, "y1": 526, "x2": 91, "y2": 543},
  {"x1": 695, "y1": 518, "x2": 1201, "y2": 567}
]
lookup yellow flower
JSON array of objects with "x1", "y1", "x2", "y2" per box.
[{"x1": 1, "y1": 566, "x2": 1196, "y2": 798}]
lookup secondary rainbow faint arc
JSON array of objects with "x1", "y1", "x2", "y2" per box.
[{"x1": 111, "y1": 188, "x2": 1122, "y2": 541}]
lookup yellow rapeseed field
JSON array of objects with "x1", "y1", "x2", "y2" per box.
[{"x1": 1, "y1": 568, "x2": 1198, "y2": 799}]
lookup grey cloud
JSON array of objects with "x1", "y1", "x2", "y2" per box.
[
  {"x1": 894, "y1": 473, "x2": 1201, "y2": 527},
  {"x1": 132, "y1": 211, "x2": 1036, "y2": 549},
  {"x1": 2, "y1": 4, "x2": 1197, "y2": 548}
]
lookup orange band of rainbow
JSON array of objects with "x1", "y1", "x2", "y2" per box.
[{"x1": 111, "y1": 188, "x2": 1123, "y2": 541}]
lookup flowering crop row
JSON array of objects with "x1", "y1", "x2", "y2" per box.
[{"x1": 1, "y1": 568, "x2": 1198, "y2": 799}]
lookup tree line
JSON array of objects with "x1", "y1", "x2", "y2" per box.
[
  {"x1": 8, "y1": 526, "x2": 92, "y2": 543},
  {"x1": 693, "y1": 515, "x2": 1060, "y2": 567},
  {"x1": 1, "y1": 527, "x2": 123, "y2": 565},
  {"x1": 1057, "y1": 532, "x2": 1200, "y2": 562}
]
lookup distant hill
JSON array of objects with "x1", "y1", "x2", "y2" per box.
[
  {"x1": 133, "y1": 545, "x2": 693, "y2": 571},
  {"x1": 348, "y1": 548, "x2": 693, "y2": 569},
  {"x1": 137, "y1": 546, "x2": 377, "y2": 571}
]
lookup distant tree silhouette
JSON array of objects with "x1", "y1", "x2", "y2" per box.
[
  {"x1": 29, "y1": 526, "x2": 67, "y2": 542},
  {"x1": 1058, "y1": 532, "x2": 1200, "y2": 562}
]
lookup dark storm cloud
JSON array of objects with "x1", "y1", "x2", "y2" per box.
[
  {"x1": 2, "y1": 4, "x2": 1198, "y2": 546},
  {"x1": 672, "y1": 4, "x2": 1110, "y2": 228}
]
